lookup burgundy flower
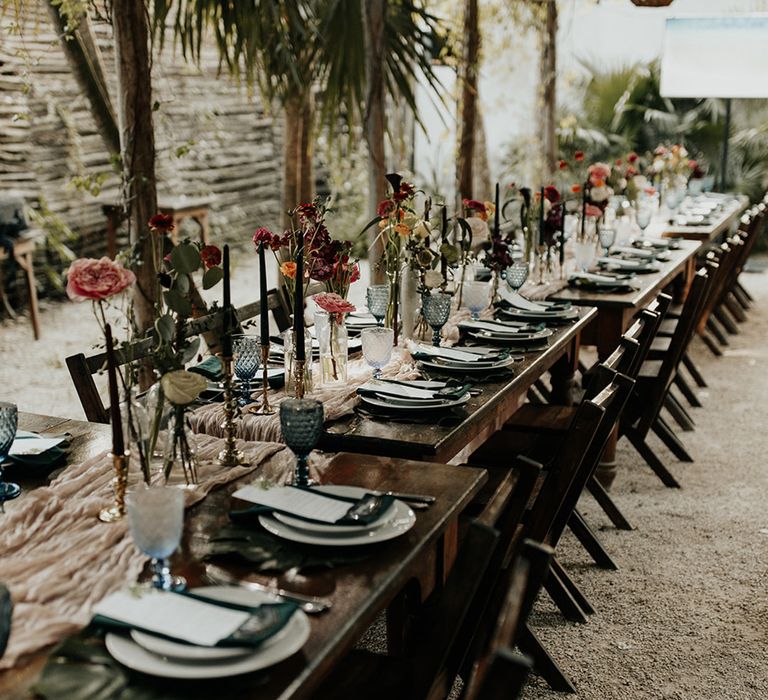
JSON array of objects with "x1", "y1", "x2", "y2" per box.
[
  {"x1": 627, "y1": 152, "x2": 639, "y2": 164},
  {"x1": 252, "y1": 227, "x2": 274, "y2": 246},
  {"x1": 200, "y1": 245, "x2": 222, "y2": 269},
  {"x1": 148, "y1": 214, "x2": 175, "y2": 234},
  {"x1": 377, "y1": 200, "x2": 396, "y2": 218},
  {"x1": 574, "y1": 151, "x2": 585, "y2": 162},
  {"x1": 558, "y1": 160, "x2": 568, "y2": 170},
  {"x1": 544, "y1": 185, "x2": 560, "y2": 203}
]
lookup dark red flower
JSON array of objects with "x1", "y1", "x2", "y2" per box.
[
  {"x1": 200, "y1": 245, "x2": 222, "y2": 269},
  {"x1": 627, "y1": 152, "x2": 638, "y2": 163},
  {"x1": 377, "y1": 200, "x2": 396, "y2": 218},
  {"x1": 558, "y1": 160, "x2": 568, "y2": 170},
  {"x1": 350, "y1": 263, "x2": 361, "y2": 283},
  {"x1": 463, "y1": 199, "x2": 487, "y2": 214},
  {"x1": 252, "y1": 227, "x2": 274, "y2": 246},
  {"x1": 544, "y1": 185, "x2": 560, "y2": 203},
  {"x1": 574, "y1": 151, "x2": 585, "y2": 162},
  {"x1": 149, "y1": 214, "x2": 174, "y2": 233}
]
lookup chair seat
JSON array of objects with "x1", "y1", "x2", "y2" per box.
[
  {"x1": 638, "y1": 360, "x2": 663, "y2": 379},
  {"x1": 503, "y1": 404, "x2": 577, "y2": 433}
]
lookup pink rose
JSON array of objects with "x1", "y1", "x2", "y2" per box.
[
  {"x1": 66, "y1": 257, "x2": 136, "y2": 302},
  {"x1": 584, "y1": 204, "x2": 603, "y2": 219},
  {"x1": 588, "y1": 162, "x2": 611, "y2": 185},
  {"x1": 313, "y1": 292, "x2": 356, "y2": 324}
]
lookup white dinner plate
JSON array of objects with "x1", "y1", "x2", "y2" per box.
[
  {"x1": 106, "y1": 586, "x2": 310, "y2": 678},
  {"x1": 359, "y1": 391, "x2": 470, "y2": 411},
  {"x1": 417, "y1": 355, "x2": 517, "y2": 373},
  {"x1": 259, "y1": 485, "x2": 416, "y2": 546},
  {"x1": 274, "y1": 493, "x2": 397, "y2": 534}
]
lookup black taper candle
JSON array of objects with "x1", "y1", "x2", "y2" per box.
[
  {"x1": 494, "y1": 182, "x2": 500, "y2": 238},
  {"x1": 258, "y1": 242, "x2": 269, "y2": 346},
  {"x1": 294, "y1": 231, "x2": 305, "y2": 362},
  {"x1": 538, "y1": 186, "x2": 545, "y2": 245},
  {"x1": 559, "y1": 202, "x2": 566, "y2": 269},
  {"x1": 222, "y1": 244, "x2": 232, "y2": 357},
  {"x1": 104, "y1": 323, "x2": 125, "y2": 457},
  {"x1": 440, "y1": 206, "x2": 448, "y2": 283}
]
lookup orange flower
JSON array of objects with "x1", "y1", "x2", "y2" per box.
[
  {"x1": 574, "y1": 151, "x2": 585, "y2": 162},
  {"x1": 571, "y1": 184, "x2": 582, "y2": 193},
  {"x1": 394, "y1": 223, "x2": 411, "y2": 237},
  {"x1": 280, "y1": 261, "x2": 297, "y2": 279},
  {"x1": 593, "y1": 178, "x2": 605, "y2": 188}
]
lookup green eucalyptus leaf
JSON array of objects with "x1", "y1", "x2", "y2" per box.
[
  {"x1": 440, "y1": 243, "x2": 460, "y2": 264},
  {"x1": 202, "y1": 265, "x2": 224, "y2": 290},
  {"x1": 169, "y1": 243, "x2": 200, "y2": 274},
  {"x1": 174, "y1": 272, "x2": 190, "y2": 295},
  {"x1": 164, "y1": 290, "x2": 192, "y2": 317},
  {"x1": 155, "y1": 314, "x2": 175, "y2": 342},
  {"x1": 181, "y1": 337, "x2": 201, "y2": 364}
]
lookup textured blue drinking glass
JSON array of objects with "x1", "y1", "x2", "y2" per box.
[
  {"x1": 366, "y1": 285, "x2": 390, "y2": 326},
  {"x1": 422, "y1": 292, "x2": 452, "y2": 347},
  {"x1": 233, "y1": 334, "x2": 261, "y2": 406},
  {"x1": 599, "y1": 226, "x2": 616, "y2": 257},
  {"x1": 0, "y1": 402, "x2": 20, "y2": 506},
  {"x1": 505, "y1": 261, "x2": 529, "y2": 292},
  {"x1": 280, "y1": 398, "x2": 324, "y2": 487}
]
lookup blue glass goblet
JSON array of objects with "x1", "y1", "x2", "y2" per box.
[
  {"x1": 366, "y1": 285, "x2": 390, "y2": 326},
  {"x1": 422, "y1": 291, "x2": 452, "y2": 347},
  {"x1": 233, "y1": 334, "x2": 261, "y2": 406},
  {"x1": 280, "y1": 398, "x2": 324, "y2": 487},
  {"x1": 0, "y1": 402, "x2": 20, "y2": 507},
  {"x1": 505, "y1": 261, "x2": 529, "y2": 293}
]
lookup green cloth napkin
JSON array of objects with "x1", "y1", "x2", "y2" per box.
[{"x1": 189, "y1": 356, "x2": 223, "y2": 381}]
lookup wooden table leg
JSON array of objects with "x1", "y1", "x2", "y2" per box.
[
  {"x1": 593, "y1": 309, "x2": 628, "y2": 490},
  {"x1": 16, "y1": 250, "x2": 40, "y2": 340},
  {"x1": 550, "y1": 335, "x2": 581, "y2": 406}
]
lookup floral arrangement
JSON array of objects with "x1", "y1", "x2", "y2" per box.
[
  {"x1": 650, "y1": 144, "x2": 697, "y2": 180},
  {"x1": 313, "y1": 292, "x2": 356, "y2": 325}
]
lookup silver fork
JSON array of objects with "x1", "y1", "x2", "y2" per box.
[{"x1": 203, "y1": 564, "x2": 332, "y2": 614}]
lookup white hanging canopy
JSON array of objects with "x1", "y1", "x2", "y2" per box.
[{"x1": 660, "y1": 15, "x2": 768, "y2": 99}]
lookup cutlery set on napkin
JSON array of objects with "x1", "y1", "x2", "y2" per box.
[{"x1": 6, "y1": 430, "x2": 68, "y2": 476}]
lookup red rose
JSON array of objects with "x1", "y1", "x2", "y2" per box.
[
  {"x1": 574, "y1": 151, "x2": 585, "y2": 162},
  {"x1": 558, "y1": 160, "x2": 568, "y2": 170},
  {"x1": 377, "y1": 200, "x2": 396, "y2": 218},
  {"x1": 625, "y1": 166, "x2": 637, "y2": 178},
  {"x1": 148, "y1": 214, "x2": 174, "y2": 233},
  {"x1": 627, "y1": 152, "x2": 638, "y2": 163},
  {"x1": 584, "y1": 204, "x2": 603, "y2": 218},
  {"x1": 200, "y1": 245, "x2": 222, "y2": 269},
  {"x1": 544, "y1": 185, "x2": 560, "y2": 203},
  {"x1": 571, "y1": 183, "x2": 582, "y2": 194},
  {"x1": 66, "y1": 257, "x2": 136, "y2": 302}
]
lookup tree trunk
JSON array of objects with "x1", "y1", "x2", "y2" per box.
[
  {"x1": 541, "y1": 0, "x2": 558, "y2": 181},
  {"x1": 112, "y1": 0, "x2": 158, "y2": 339},
  {"x1": 473, "y1": 108, "x2": 492, "y2": 198},
  {"x1": 298, "y1": 95, "x2": 314, "y2": 204},
  {"x1": 283, "y1": 96, "x2": 302, "y2": 229},
  {"x1": 457, "y1": 0, "x2": 479, "y2": 204},
  {"x1": 45, "y1": 2, "x2": 120, "y2": 156},
  {"x1": 363, "y1": 0, "x2": 387, "y2": 285}
]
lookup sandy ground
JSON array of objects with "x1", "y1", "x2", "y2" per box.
[{"x1": 2, "y1": 253, "x2": 767, "y2": 699}]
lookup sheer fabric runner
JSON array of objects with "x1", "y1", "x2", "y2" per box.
[{"x1": 0, "y1": 434, "x2": 317, "y2": 668}]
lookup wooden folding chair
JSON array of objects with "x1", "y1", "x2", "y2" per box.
[
  {"x1": 66, "y1": 289, "x2": 290, "y2": 423},
  {"x1": 462, "y1": 540, "x2": 554, "y2": 700},
  {"x1": 620, "y1": 269, "x2": 710, "y2": 487}
]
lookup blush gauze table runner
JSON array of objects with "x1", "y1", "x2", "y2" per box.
[{"x1": 0, "y1": 434, "x2": 318, "y2": 668}]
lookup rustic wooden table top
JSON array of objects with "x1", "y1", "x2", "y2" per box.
[
  {"x1": 548, "y1": 239, "x2": 702, "y2": 311},
  {"x1": 1, "y1": 414, "x2": 486, "y2": 700},
  {"x1": 659, "y1": 196, "x2": 746, "y2": 242},
  {"x1": 321, "y1": 307, "x2": 596, "y2": 464}
]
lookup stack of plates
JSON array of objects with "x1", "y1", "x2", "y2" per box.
[
  {"x1": 409, "y1": 343, "x2": 517, "y2": 374},
  {"x1": 357, "y1": 378, "x2": 471, "y2": 412},
  {"x1": 238, "y1": 484, "x2": 417, "y2": 546},
  {"x1": 496, "y1": 288, "x2": 580, "y2": 323},
  {"x1": 597, "y1": 256, "x2": 660, "y2": 274},
  {"x1": 269, "y1": 336, "x2": 362, "y2": 362},
  {"x1": 103, "y1": 587, "x2": 311, "y2": 679},
  {"x1": 458, "y1": 320, "x2": 553, "y2": 345},
  {"x1": 568, "y1": 271, "x2": 637, "y2": 292},
  {"x1": 346, "y1": 312, "x2": 379, "y2": 332}
]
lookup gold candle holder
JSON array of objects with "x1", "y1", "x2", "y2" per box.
[
  {"x1": 250, "y1": 344, "x2": 275, "y2": 415},
  {"x1": 218, "y1": 355, "x2": 247, "y2": 467},
  {"x1": 294, "y1": 358, "x2": 306, "y2": 399},
  {"x1": 99, "y1": 451, "x2": 129, "y2": 523}
]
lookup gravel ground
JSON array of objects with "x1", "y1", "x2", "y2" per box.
[{"x1": 1, "y1": 255, "x2": 767, "y2": 699}]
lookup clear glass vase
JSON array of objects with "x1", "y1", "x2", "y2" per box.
[
  {"x1": 314, "y1": 310, "x2": 348, "y2": 386},
  {"x1": 123, "y1": 382, "x2": 170, "y2": 485},
  {"x1": 163, "y1": 405, "x2": 198, "y2": 487},
  {"x1": 283, "y1": 326, "x2": 314, "y2": 396},
  {"x1": 399, "y1": 264, "x2": 421, "y2": 341}
]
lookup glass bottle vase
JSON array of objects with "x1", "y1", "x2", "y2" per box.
[
  {"x1": 314, "y1": 310, "x2": 348, "y2": 386},
  {"x1": 283, "y1": 326, "x2": 314, "y2": 396},
  {"x1": 163, "y1": 405, "x2": 198, "y2": 486}
]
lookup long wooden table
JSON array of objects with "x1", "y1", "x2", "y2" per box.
[
  {"x1": 322, "y1": 307, "x2": 597, "y2": 465},
  {"x1": 1, "y1": 414, "x2": 486, "y2": 700},
  {"x1": 647, "y1": 195, "x2": 746, "y2": 242}
]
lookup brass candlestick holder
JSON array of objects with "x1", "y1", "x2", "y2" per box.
[
  {"x1": 99, "y1": 451, "x2": 129, "y2": 523},
  {"x1": 294, "y1": 358, "x2": 306, "y2": 399},
  {"x1": 250, "y1": 344, "x2": 275, "y2": 415},
  {"x1": 218, "y1": 355, "x2": 247, "y2": 467}
]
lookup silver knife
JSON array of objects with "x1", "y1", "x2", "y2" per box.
[{"x1": 204, "y1": 564, "x2": 332, "y2": 614}]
